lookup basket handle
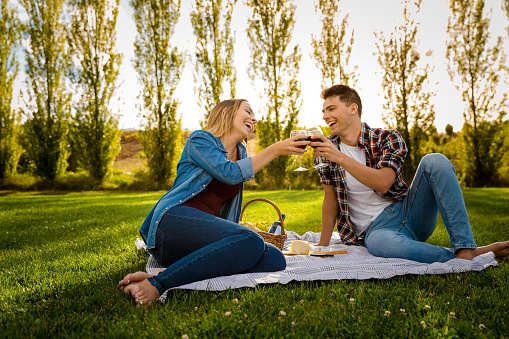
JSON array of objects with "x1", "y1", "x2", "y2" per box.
[{"x1": 239, "y1": 198, "x2": 285, "y2": 235}]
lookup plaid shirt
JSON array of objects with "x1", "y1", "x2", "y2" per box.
[{"x1": 317, "y1": 123, "x2": 408, "y2": 245}]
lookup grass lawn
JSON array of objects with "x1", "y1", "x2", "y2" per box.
[{"x1": 0, "y1": 188, "x2": 508, "y2": 338}]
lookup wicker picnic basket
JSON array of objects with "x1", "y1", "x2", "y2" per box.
[{"x1": 239, "y1": 198, "x2": 287, "y2": 250}]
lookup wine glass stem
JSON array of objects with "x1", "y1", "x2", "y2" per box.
[{"x1": 299, "y1": 155, "x2": 302, "y2": 167}]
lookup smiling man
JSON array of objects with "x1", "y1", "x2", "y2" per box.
[{"x1": 309, "y1": 84, "x2": 509, "y2": 264}]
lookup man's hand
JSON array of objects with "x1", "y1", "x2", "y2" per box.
[
  {"x1": 310, "y1": 135, "x2": 396, "y2": 194},
  {"x1": 310, "y1": 135, "x2": 342, "y2": 164}
]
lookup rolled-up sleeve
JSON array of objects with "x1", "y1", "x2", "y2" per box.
[
  {"x1": 374, "y1": 130, "x2": 407, "y2": 176},
  {"x1": 317, "y1": 163, "x2": 333, "y2": 185},
  {"x1": 187, "y1": 131, "x2": 254, "y2": 184},
  {"x1": 236, "y1": 157, "x2": 255, "y2": 180}
]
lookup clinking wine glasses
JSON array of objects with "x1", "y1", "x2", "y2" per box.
[
  {"x1": 306, "y1": 125, "x2": 328, "y2": 169},
  {"x1": 290, "y1": 130, "x2": 308, "y2": 171}
]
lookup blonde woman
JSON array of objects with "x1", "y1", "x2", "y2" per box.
[{"x1": 120, "y1": 99, "x2": 309, "y2": 306}]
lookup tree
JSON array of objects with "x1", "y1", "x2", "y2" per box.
[
  {"x1": 375, "y1": 0, "x2": 435, "y2": 182},
  {"x1": 68, "y1": 0, "x2": 122, "y2": 182},
  {"x1": 445, "y1": 124, "x2": 454, "y2": 137},
  {"x1": 130, "y1": 0, "x2": 184, "y2": 184},
  {"x1": 446, "y1": 0, "x2": 507, "y2": 187},
  {"x1": 246, "y1": 0, "x2": 301, "y2": 186},
  {"x1": 191, "y1": 0, "x2": 237, "y2": 129},
  {"x1": 0, "y1": 0, "x2": 22, "y2": 179},
  {"x1": 311, "y1": 0, "x2": 356, "y2": 87},
  {"x1": 21, "y1": 0, "x2": 70, "y2": 182}
]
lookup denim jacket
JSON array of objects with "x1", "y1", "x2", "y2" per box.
[{"x1": 139, "y1": 130, "x2": 255, "y2": 249}]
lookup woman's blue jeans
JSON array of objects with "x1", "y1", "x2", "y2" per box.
[
  {"x1": 365, "y1": 153, "x2": 477, "y2": 263},
  {"x1": 146, "y1": 205, "x2": 286, "y2": 295}
]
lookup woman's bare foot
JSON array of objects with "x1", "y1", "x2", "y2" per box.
[
  {"x1": 124, "y1": 279, "x2": 160, "y2": 307},
  {"x1": 475, "y1": 240, "x2": 509, "y2": 260},
  {"x1": 119, "y1": 271, "x2": 152, "y2": 287},
  {"x1": 119, "y1": 269, "x2": 164, "y2": 292}
]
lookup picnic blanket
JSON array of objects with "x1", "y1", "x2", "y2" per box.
[{"x1": 135, "y1": 231, "x2": 498, "y2": 301}]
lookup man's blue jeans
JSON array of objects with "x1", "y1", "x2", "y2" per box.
[
  {"x1": 365, "y1": 153, "x2": 477, "y2": 263},
  {"x1": 146, "y1": 205, "x2": 286, "y2": 295}
]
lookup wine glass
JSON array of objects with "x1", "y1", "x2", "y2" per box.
[
  {"x1": 307, "y1": 125, "x2": 328, "y2": 169},
  {"x1": 290, "y1": 130, "x2": 308, "y2": 172}
]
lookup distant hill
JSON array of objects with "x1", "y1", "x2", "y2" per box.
[{"x1": 113, "y1": 131, "x2": 146, "y2": 173}]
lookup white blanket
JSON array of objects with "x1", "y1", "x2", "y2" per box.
[{"x1": 135, "y1": 231, "x2": 498, "y2": 300}]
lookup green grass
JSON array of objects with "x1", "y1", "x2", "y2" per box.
[{"x1": 0, "y1": 188, "x2": 508, "y2": 338}]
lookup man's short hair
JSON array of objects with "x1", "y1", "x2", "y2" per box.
[{"x1": 321, "y1": 84, "x2": 362, "y2": 117}]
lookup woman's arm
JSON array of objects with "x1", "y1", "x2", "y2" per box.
[
  {"x1": 251, "y1": 135, "x2": 309, "y2": 174},
  {"x1": 187, "y1": 131, "x2": 308, "y2": 183}
]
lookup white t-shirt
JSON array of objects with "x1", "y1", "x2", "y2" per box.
[{"x1": 339, "y1": 142, "x2": 392, "y2": 235}]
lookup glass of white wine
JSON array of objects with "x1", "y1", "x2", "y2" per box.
[
  {"x1": 307, "y1": 125, "x2": 328, "y2": 169},
  {"x1": 290, "y1": 130, "x2": 308, "y2": 172}
]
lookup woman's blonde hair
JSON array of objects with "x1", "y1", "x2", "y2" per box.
[{"x1": 207, "y1": 99, "x2": 248, "y2": 138}]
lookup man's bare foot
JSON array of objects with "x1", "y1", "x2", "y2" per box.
[
  {"x1": 456, "y1": 248, "x2": 475, "y2": 260},
  {"x1": 124, "y1": 279, "x2": 160, "y2": 307},
  {"x1": 475, "y1": 240, "x2": 509, "y2": 260}
]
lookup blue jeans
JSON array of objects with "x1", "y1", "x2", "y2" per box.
[
  {"x1": 365, "y1": 153, "x2": 477, "y2": 263},
  {"x1": 146, "y1": 205, "x2": 286, "y2": 295}
]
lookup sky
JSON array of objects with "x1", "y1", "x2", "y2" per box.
[{"x1": 22, "y1": 0, "x2": 509, "y2": 133}]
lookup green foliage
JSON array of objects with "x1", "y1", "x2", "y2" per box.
[
  {"x1": 0, "y1": 0, "x2": 22, "y2": 179},
  {"x1": 139, "y1": 114, "x2": 183, "y2": 186},
  {"x1": 191, "y1": 0, "x2": 237, "y2": 128},
  {"x1": 311, "y1": 0, "x2": 357, "y2": 87},
  {"x1": 0, "y1": 189, "x2": 508, "y2": 337},
  {"x1": 459, "y1": 120, "x2": 506, "y2": 187},
  {"x1": 21, "y1": 0, "x2": 70, "y2": 183},
  {"x1": 130, "y1": 0, "x2": 184, "y2": 184},
  {"x1": 246, "y1": 0, "x2": 302, "y2": 187},
  {"x1": 67, "y1": 0, "x2": 122, "y2": 182},
  {"x1": 375, "y1": 0, "x2": 436, "y2": 183},
  {"x1": 285, "y1": 151, "x2": 322, "y2": 189},
  {"x1": 445, "y1": 124, "x2": 454, "y2": 137},
  {"x1": 446, "y1": 0, "x2": 507, "y2": 187}
]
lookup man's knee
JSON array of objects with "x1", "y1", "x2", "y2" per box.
[
  {"x1": 419, "y1": 153, "x2": 454, "y2": 173},
  {"x1": 366, "y1": 230, "x2": 409, "y2": 258}
]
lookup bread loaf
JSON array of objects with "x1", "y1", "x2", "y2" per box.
[
  {"x1": 290, "y1": 240, "x2": 310, "y2": 255},
  {"x1": 239, "y1": 221, "x2": 262, "y2": 232}
]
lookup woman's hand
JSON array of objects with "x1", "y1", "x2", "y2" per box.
[
  {"x1": 251, "y1": 135, "x2": 309, "y2": 174},
  {"x1": 273, "y1": 135, "x2": 310, "y2": 156}
]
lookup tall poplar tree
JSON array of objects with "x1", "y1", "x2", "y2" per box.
[
  {"x1": 375, "y1": 0, "x2": 435, "y2": 182},
  {"x1": 246, "y1": 0, "x2": 301, "y2": 186},
  {"x1": 191, "y1": 0, "x2": 237, "y2": 128},
  {"x1": 21, "y1": 0, "x2": 70, "y2": 182},
  {"x1": 130, "y1": 0, "x2": 184, "y2": 184},
  {"x1": 311, "y1": 0, "x2": 356, "y2": 87},
  {"x1": 446, "y1": 0, "x2": 507, "y2": 187},
  {"x1": 501, "y1": 0, "x2": 509, "y2": 182},
  {"x1": 0, "y1": 0, "x2": 22, "y2": 179},
  {"x1": 68, "y1": 0, "x2": 122, "y2": 182}
]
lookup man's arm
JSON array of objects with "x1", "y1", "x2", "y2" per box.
[
  {"x1": 316, "y1": 185, "x2": 338, "y2": 246},
  {"x1": 311, "y1": 136, "x2": 396, "y2": 194},
  {"x1": 335, "y1": 155, "x2": 396, "y2": 194}
]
